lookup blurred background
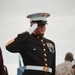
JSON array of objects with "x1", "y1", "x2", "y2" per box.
[{"x1": 0, "y1": 0, "x2": 75, "y2": 75}]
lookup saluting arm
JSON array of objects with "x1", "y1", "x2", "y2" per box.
[
  {"x1": 5, "y1": 39, "x2": 15, "y2": 47},
  {"x1": 5, "y1": 32, "x2": 32, "y2": 52},
  {"x1": 5, "y1": 24, "x2": 37, "y2": 52}
]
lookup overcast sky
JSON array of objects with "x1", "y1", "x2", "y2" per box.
[{"x1": 0, "y1": 0, "x2": 75, "y2": 75}]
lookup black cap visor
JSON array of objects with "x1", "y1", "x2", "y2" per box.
[{"x1": 31, "y1": 20, "x2": 47, "y2": 26}]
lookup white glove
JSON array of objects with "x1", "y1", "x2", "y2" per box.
[{"x1": 27, "y1": 23, "x2": 37, "y2": 35}]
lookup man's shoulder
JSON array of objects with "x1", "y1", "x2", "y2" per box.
[
  {"x1": 56, "y1": 63, "x2": 64, "y2": 68},
  {"x1": 56, "y1": 62, "x2": 74, "y2": 75},
  {"x1": 44, "y1": 37, "x2": 55, "y2": 44}
]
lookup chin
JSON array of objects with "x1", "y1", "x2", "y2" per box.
[
  {"x1": 41, "y1": 32, "x2": 45, "y2": 34},
  {"x1": 39, "y1": 32, "x2": 45, "y2": 35}
]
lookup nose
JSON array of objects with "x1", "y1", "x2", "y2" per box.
[{"x1": 39, "y1": 26, "x2": 46, "y2": 28}]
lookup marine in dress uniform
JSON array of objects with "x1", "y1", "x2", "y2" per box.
[{"x1": 5, "y1": 12, "x2": 56, "y2": 75}]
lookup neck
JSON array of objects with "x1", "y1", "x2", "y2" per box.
[
  {"x1": 32, "y1": 33, "x2": 44, "y2": 39},
  {"x1": 33, "y1": 32, "x2": 44, "y2": 37}
]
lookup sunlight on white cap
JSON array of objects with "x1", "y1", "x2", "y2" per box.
[{"x1": 27, "y1": 12, "x2": 50, "y2": 21}]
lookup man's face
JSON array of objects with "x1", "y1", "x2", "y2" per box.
[{"x1": 33, "y1": 25, "x2": 46, "y2": 35}]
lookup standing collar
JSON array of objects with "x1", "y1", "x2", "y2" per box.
[{"x1": 31, "y1": 33, "x2": 44, "y2": 39}]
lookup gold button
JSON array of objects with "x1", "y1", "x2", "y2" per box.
[
  {"x1": 45, "y1": 64, "x2": 48, "y2": 66},
  {"x1": 43, "y1": 49, "x2": 46, "y2": 51},
  {"x1": 43, "y1": 43, "x2": 45, "y2": 46},
  {"x1": 34, "y1": 48, "x2": 36, "y2": 50},
  {"x1": 44, "y1": 54, "x2": 46, "y2": 56},
  {"x1": 41, "y1": 40, "x2": 43, "y2": 42},
  {"x1": 37, "y1": 36, "x2": 39, "y2": 38},
  {"x1": 45, "y1": 59, "x2": 47, "y2": 61}
]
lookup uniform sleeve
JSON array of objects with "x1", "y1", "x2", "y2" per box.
[
  {"x1": 52, "y1": 43, "x2": 56, "y2": 75},
  {"x1": 5, "y1": 32, "x2": 31, "y2": 53}
]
